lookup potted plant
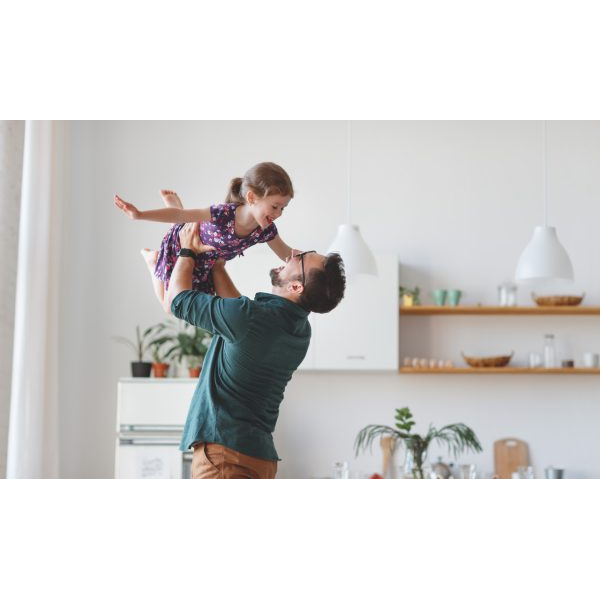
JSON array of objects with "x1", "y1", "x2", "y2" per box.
[
  {"x1": 355, "y1": 407, "x2": 482, "y2": 478},
  {"x1": 149, "y1": 334, "x2": 174, "y2": 378},
  {"x1": 168, "y1": 324, "x2": 212, "y2": 377},
  {"x1": 113, "y1": 325, "x2": 157, "y2": 377},
  {"x1": 399, "y1": 285, "x2": 421, "y2": 306}
]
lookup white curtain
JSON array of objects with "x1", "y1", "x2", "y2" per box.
[
  {"x1": 7, "y1": 121, "x2": 62, "y2": 478},
  {"x1": 0, "y1": 121, "x2": 25, "y2": 478}
]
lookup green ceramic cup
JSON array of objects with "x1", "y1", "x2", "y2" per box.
[
  {"x1": 447, "y1": 289, "x2": 462, "y2": 306},
  {"x1": 432, "y1": 289, "x2": 447, "y2": 306}
]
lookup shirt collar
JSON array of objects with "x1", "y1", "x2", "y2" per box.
[{"x1": 254, "y1": 292, "x2": 309, "y2": 317}]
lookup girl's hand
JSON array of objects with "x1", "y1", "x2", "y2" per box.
[
  {"x1": 114, "y1": 195, "x2": 141, "y2": 220},
  {"x1": 178, "y1": 223, "x2": 216, "y2": 255}
]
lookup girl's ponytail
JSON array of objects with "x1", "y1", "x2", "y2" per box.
[
  {"x1": 225, "y1": 163, "x2": 294, "y2": 205},
  {"x1": 225, "y1": 177, "x2": 244, "y2": 204}
]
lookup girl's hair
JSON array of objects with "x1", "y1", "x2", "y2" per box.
[{"x1": 225, "y1": 162, "x2": 294, "y2": 204}]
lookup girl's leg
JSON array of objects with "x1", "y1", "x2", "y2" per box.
[
  {"x1": 161, "y1": 190, "x2": 184, "y2": 229},
  {"x1": 156, "y1": 193, "x2": 188, "y2": 312},
  {"x1": 140, "y1": 248, "x2": 166, "y2": 309},
  {"x1": 160, "y1": 190, "x2": 183, "y2": 209}
]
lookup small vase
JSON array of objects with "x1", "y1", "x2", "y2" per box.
[{"x1": 188, "y1": 366, "x2": 201, "y2": 378}]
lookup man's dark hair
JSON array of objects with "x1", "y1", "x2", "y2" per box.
[{"x1": 299, "y1": 253, "x2": 346, "y2": 314}]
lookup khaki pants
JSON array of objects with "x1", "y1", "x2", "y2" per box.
[{"x1": 191, "y1": 442, "x2": 278, "y2": 479}]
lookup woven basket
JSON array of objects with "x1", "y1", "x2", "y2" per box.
[
  {"x1": 461, "y1": 352, "x2": 514, "y2": 368},
  {"x1": 532, "y1": 294, "x2": 584, "y2": 306}
]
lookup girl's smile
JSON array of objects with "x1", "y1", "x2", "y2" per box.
[{"x1": 249, "y1": 194, "x2": 291, "y2": 230}]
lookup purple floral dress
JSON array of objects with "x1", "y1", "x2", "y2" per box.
[{"x1": 154, "y1": 203, "x2": 278, "y2": 294}]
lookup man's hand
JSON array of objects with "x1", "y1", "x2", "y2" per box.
[
  {"x1": 178, "y1": 222, "x2": 216, "y2": 255},
  {"x1": 114, "y1": 194, "x2": 141, "y2": 220}
]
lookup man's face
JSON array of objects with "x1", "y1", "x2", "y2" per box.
[{"x1": 270, "y1": 251, "x2": 325, "y2": 288}]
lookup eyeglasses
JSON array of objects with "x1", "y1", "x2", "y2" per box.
[{"x1": 286, "y1": 250, "x2": 316, "y2": 285}]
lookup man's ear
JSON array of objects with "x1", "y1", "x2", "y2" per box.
[{"x1": 287, "y1": 280, "x2": 304, "y2": 296}]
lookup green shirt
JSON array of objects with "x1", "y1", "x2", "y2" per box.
[{"x1": 172, "y1": 290, "x2": 311, "y2": 461}]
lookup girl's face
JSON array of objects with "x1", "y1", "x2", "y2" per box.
[{"x1": 248, "y1": 192, "x2": 291, "y2": 229}]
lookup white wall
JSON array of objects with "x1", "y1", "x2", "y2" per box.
[{"x1": 59, "y1": 121, "x2": 600, "y2": 478}]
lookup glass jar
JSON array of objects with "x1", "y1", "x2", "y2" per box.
[
  {"x1": 498, "y1": 282, "x2": 518, "y2": 306},
  {"x1": 332, "y1": 461, "x2": 349, "y2": 479},
  {"x1": 401, "y1": 447, "x2": 431, "y2": 478},
  {"x1": 543, "y1": 334, "x2": 556, "y2": 368}
]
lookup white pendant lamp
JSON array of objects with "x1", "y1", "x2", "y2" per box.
[
  {"x1": 327, "y1": 121, "x2": 377, "y2": 277},
  {"x1": 515, "y1": 121, "x2": 574, "y2": 282}
]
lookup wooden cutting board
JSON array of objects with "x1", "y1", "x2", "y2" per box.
[
  {"x1": 494, "y1": 438, "x2": 529, "y2": 479},
  {"x1": 380, "y1": 436, "x2": 397, "y2": 479}
]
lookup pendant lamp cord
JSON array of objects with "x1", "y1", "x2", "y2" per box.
[
  {"x1": 543, "y1": 120, "x2": 547, "y2": 227},
  {"x1": 347, "y1": 120, "x2": 352, "y2": 224}
]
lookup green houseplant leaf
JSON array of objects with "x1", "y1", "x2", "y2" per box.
[
  {"x1": 355, "y1": 407, "x2": 482, "y2": 478},
  {"x1": 113, "y1": 324, "x2": 158, "y2": 362}
]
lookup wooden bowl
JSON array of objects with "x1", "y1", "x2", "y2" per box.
[
  {"x1": 532, "y1": 293, "x2": 584, "y2": 306},
  {"x1": 461, "y1": 352, "x2": 514, "y2": 368}
]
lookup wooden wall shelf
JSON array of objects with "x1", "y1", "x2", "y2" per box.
[
  {"x1": 400, "y1": 305, "x2": 600, "y2": 315},
  {"x1": 400, "y1": 367, "x2": 600, "y2": 374}
]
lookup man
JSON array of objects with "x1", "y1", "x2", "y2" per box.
[{"x1": 167, "y1": 223, "x2": 346, "y2": 479}]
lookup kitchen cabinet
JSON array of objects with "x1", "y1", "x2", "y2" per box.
[
  {"x1": 308, "y1": 253, "x2": 398, "y2": 370},
  {"x1": 115, "y1": 379, "x2": 196, "y2": 478},
  {"x1": 399, "y1": 304, "x2": 600, "y2": 374},
  {"x1": 226, "y1": 250, "x2": 399, "y2": 371}
]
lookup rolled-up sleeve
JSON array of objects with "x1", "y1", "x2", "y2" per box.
[{"x1": 171, "y1": 290, "x2": 252, "y2": 343}]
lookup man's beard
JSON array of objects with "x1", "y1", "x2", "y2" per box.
[{"x1": 270, "y1": 267, "x2": 284, "y2": 287}]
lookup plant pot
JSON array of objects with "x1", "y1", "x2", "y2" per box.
[
  {"x1": 131, "y1": 361, "x2": 152, "y2": 377},
  {"x1": 402, "y1": 294, "x2": 414, "y2": 307},
  {"x1": 152, "y1": 362, "x2": 170, "y2": 378},
  {"x1": 186, "y1": 355, "x2": 204, "y2": 378}
]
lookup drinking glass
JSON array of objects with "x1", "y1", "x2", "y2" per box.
[
  {"x1": 517, "y1": 465, "x2": 534, "y2": 479},
  {"x1": 459, "y1": 464, "x2": 477, "y2": 479},
  {"x1": 498, "y1": 282, "x2": 517, "y2": 306},
  {"x1": 332, "y1": 461, "x2": 349, "y2": 479},
  {"x1": 529, "y1": 352, "x2": 542, "y2": 368}
]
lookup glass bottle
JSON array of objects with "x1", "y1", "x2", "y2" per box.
[
  {"x1": 498, "y1": 282, "x2": 518, "y2": 306},
  {"x1": 332, "y1": 461, "x2": 349, "y2": 479},
  {"x1": 543, "y1": 334, "x2": 556, "y2": 368}
]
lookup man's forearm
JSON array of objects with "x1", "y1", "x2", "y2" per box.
[
  {"x1": 166, "y1": 256, "x2": 195, "y2": 311},
  {"x1": 213, "y1": 264, "x2": 241, "y2": 298}
]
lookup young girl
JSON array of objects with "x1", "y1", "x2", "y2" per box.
[{"x1": 115, "y1": 162, "x2": 298, "y2": 312}]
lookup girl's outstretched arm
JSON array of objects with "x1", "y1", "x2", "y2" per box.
[
  {"x1": 267, "y1": 234, "x2": 299, "y2": 261},
  {"x1": 114, "y1": 194, "x2": 211, "y2": 224}
]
